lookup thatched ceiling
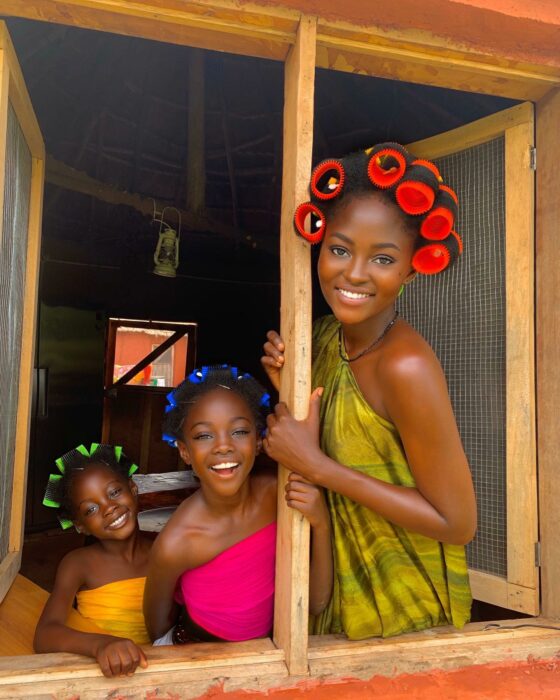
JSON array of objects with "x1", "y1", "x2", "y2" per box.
[{"x1": 5, "y1": 17, "x2": 515, "y2": 284}]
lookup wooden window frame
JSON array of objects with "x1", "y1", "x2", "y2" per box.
[
  {"x1": 0, "y1": 23, "x2": 44, "y2": 604},
  {"x1": 0, "y1": 2, "x2": 559, "y2": 693}
]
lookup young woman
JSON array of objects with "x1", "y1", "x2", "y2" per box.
[
  {"x1": 262, "y1": 146, "x2": 477, "y2": 640},
  {"x1": 143, "y1": 365, "x2": 332, "y2": 644}
]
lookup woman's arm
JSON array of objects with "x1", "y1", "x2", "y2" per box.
[
  {"x1": 265, "y1": 359, "x2": 476, "y2": 545},
  {"x1": 285, "y1": 473, "x2": 333, "y2": 615},
  {"x1": 143, "y1": 526, "x2": 192, "y2": 640},
  {"x1": 34, "y1": 553, "x2": 147, "y2": 677}
]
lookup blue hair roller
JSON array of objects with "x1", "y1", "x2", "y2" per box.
[
  {"x1": 188, "y1": 366, "x2": 209, "y2": 384},
  {"x1": 165, "y1": 389, "x2": 177, "y2": 413},
  {"x1": 230, "y1": 366, "x2": 239, "y2": 380},
  {"x1": 162, "y1": 433, "x2": 177, "y2": 448},
  {"x1": 260, "y1": 392, "x2": 271, "y2": 408},
  {"x1": 187, "y1": 369, "x2": 202, "y2": 383}
]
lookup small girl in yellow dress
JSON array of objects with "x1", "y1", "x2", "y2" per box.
[{"x1": 34, "y1": 443, "x2": 151, "y2": 677}]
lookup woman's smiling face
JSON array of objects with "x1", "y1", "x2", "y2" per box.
[
  {"x1": 318, "y1": 193, "x2": 417, "y2": 327},
  {"x1": 177, "y1": 388, "x2": 260, "y2": 498}
]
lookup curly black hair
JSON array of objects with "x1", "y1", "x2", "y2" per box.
[
  {"x1": 43, "y1": 444, "x2": 137, "y2": 527},
  {"x1": 162, "y1": 365, "x2": 271, "y2": 445}
]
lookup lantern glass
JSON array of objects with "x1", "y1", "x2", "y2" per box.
[{"x1": 153, "y1": 227, "x2": 179, "y2": 277}]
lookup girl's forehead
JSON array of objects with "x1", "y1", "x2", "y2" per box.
[
  {"x1": 71, "y1": 463, "x2": 125, "y2": 492},
  {"x1": 186, "y1": 387, "x2": 253, "y2": 420}
]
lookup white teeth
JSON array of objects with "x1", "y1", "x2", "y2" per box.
[
  {"x1": 211, "y1": 462, "x2": 239, "y2": 471},
  {"x1": 108, "y1": 513, "x2": 127, "y2": 528},
  {"x1": 339, "y1": 289, "x2": 371, "y2": 300}
]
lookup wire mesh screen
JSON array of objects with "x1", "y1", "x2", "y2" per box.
[
  {"x1": 398, "y1": 137, "x2": 506, "y2": 577},
  {"x1": 0, "y1": 104, "x2": 32, "y2": 560}
]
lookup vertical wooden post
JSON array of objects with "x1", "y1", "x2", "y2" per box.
[
  {"x1": 536, "y1": 88, "x2": 560, "y2": 619},
  {"x1": 0, "y1": 23, "x2": 45, "y2": 599},
  {"x1": 273, "y1": 15, "x2": 316, "y2": 675},
  {"x1": 504, "y1": 117, "x2": 539, "y2": 610},
  {"x1": 186, "y1": 48, "x2": 205, "y2": 216}
]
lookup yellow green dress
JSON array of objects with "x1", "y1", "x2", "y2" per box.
[{"x1": 311, "y1": 316, "x2": 472, "y2": 640}]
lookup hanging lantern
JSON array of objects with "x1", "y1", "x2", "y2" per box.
[{"x1": 153, "y1": 225, "x2": 180, "y2": 277}]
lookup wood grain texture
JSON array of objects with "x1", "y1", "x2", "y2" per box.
[
  {"x1": 0, "y1": 620, "x2": 559, "y2": 698},
  {"x1": 273, "y1": 14, "x2": 316, "y2": 676},
  {"x1": 535, "y1": 87, "x2": 560, "y2": 619},
  {"x1": 0, "y1": 0, "x2": 298, "y2": 62},
  {"x1": 469, "y1": 570, "x2": 539, "y2": 614},
  {"x1": 0, "y1": 23, "x2": 45, "y2": 601},
  {"x1": 504, "y1": 117, "x2": 538, "y2": 606},
  {"x1": 408, "y1": 102, "x2": 533, "y2": 159},
  {"x1": 3, "y1": 2, "x2": 560, "y2": 100}
]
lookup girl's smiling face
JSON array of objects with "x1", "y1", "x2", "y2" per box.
[
  {"x1": 177, "y1": 388, "x2": 260, "y2": 497},
  {"x1": 70, "y1": 464, "x2": 138, "y2": 539},
  {"x1": 318, "y1": 193, "x2": 417, "y2": 327}
]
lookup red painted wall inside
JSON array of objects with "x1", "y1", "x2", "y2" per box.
[{"x1": 114, "y1": 331, "x2": 187, "y2": 387}]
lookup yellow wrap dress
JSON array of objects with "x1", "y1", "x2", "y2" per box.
[
  {"x1": 76, "y1": 577, "x2": 150, "y2": 644},
  {"x1": 311, "y1": 316, "x2": 472, "y2": 640}
]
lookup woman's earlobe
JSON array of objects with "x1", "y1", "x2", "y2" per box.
[{"x1": 405, "y1": 269, "x2": 417, "y2": 284}]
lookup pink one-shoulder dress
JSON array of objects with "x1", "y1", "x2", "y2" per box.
[{"x1": 175, "y1": 521, "x2": 276, "y2": 641}]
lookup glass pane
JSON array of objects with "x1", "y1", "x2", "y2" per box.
[
  {"x1": 113, "y1": 326, "x2": 187, "y2": 387},
  {"x1": 0, "y1": 104, "x2": 32, "y2": 559}
]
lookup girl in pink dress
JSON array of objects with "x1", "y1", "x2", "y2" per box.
[{"x1": 144, "y1": 365, "x2": 332, "y2": 644}]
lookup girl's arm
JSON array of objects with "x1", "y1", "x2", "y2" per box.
[
  {"x1": 285, "y1": 473, "x2": 333, "y2": 616},
  {"x1": 34, "y1": 553, "x2": 147, "y2": 677},
  {"x1": 265, "y1": 358, "x2": 476, "y2": 546},
  {"x1": 143, "y1": 526, "x2": 191, "y2": 640}
]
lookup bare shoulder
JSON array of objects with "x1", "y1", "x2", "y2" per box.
[
  {"x1": 151, "y1": 491, "x2": 210, "y2": 566},
  {"x1": 158, "y1": 493, "x2": 206, "y2": 540},
  {"x1": 378, "y1": 320, "x2": 446, "y2": 388},
  {"x1": 54, "y1": 546, "x2": 91, "y2": 589}
]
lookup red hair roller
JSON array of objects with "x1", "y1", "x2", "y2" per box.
[
  {"x1": 449, "y1": 229, "x2": 463, "y2": 254},
  {"x1": 367, "y1": 144, "x2": 409, "y2": 189},
  {"x1": 412, "y1": 243, "x2": 450, "y2": 275},
  {"x1": 395, "y1": 162, "x2": 439, "y2": 215},
  {"x1": 420, "y1": 186, "x2": 459, "y2": 240},
  {"x1": 294, "y1": 202, "x2": 326, "y2": 244},
  {"x1": 412, "y1": 159, "x2": 442, "y2": 182},
  {"x1": 311, "y1": 159, "x2": 345, "y2": 200},
  {"x1": 413, "y1": 230, "x2": 462, "y2": 274}
]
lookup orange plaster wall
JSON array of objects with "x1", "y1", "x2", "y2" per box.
[
  {"x1": 195, "y1": 658, "x2": 560, "y2": 699},
  {"x1": 248, "y1": 0, "x2": 560, "y2": 67}
]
